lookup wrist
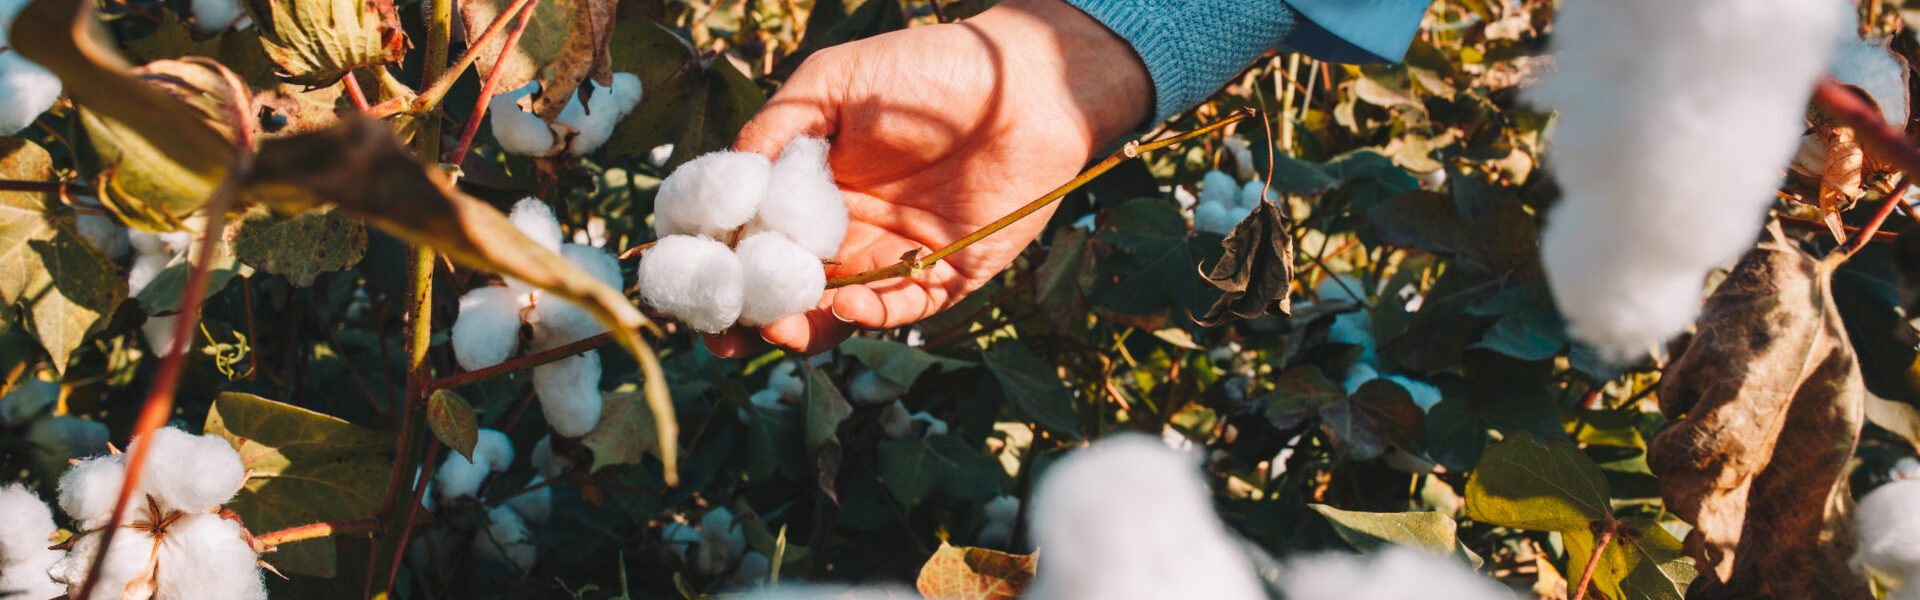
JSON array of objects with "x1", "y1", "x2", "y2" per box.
[{"x1": 966, "y1": 0, "x2": 1153, "y2": 150}]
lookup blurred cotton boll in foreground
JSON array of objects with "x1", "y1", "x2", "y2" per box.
[
  {"x1": 1277, "y1": 547, "x2": 1512, "y2": 600},
  {"x1": 1025, "y1": 434, "x2": 1264, "y2": 600},
  {"x1": 1853, "y1": 479, "x2": 1920, "y2": 598},
  {"x1": 1530, "y1": 0, "x2": 1849, "y2": 360},
  {"x1": 0, "y1": 484, "x2": 63, "y2": 600}
]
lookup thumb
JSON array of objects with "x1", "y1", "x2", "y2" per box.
[{"x1": 734, "y1": 79, "x2": 839, "y2": 160}]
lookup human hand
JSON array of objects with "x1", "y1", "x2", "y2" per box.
[{"x1": 704, "y1": 0, "x2": 1151, "y2": 357}]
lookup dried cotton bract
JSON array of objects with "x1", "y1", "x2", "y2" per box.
[
  {"x1": 1530, "y1": 0, "x2": 1850, "y2": 358},
  {"x1": 1026, "y1": 435, "x2": 1264, "y2": 600}
]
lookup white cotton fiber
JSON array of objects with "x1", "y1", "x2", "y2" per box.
[
  {"x1": 76, "y1": 212, "x2": 130, "y2": 260},
  {"x1": 59, "y1": 454, "x2": 127, "y2": 530},
  {"x1": 154, "y1": 513, "x2": 267, "y2": 600},
  {"x1": 846, "y1": 369, "x2": 903, "y2": 406},
  {"x1": 49, "y1": 527, "x2": 155, "y2": 600},
  {"x1": 734, "y1": 585, "x2": 916, "y2": 600},
  {"x1": 1224, "y1": 137, "x2": 1256, "y2": 181},
  {"x1": 533, "y1": 352, "x2": 603, "y2": 437},
  {"x1": 1892, "y1": 457, "x2": 1920, "y2": 481},
  {"x1": 695, "y1": 507, "x2": 747, "y2": 576},
  {"x1": 654, "y1": 151, "x2": 772, "y2": 238},
  {"x1": 879, "y1": 401, "x2": 912, "y2": 439},
  {"x1": 727, "y1": 550, "x2": 770, "y2": 589},
  {"x1": 0, "y1": 484, "x2": 55, "y2": 563},
  {"x1": 506, "y1": 476, "x2": 552, "y2": 526},
  {"x1": 1194, "y1": 202, "x2": 1235, "y2": 235},
  {"x1": 136, "y1": 426, "x2": 245, "y2": 514},
  {"x1": 1530, "y1": 0, "x2": 1849, "y2": 359},
  {"x1": 978, "y1": 494, "x2": 1020, "y2": 548},
  {"x1": 743, "y1": 137, "x2": 848, "y2": 260},
  {"x1": 145, "y1": 313, "x2": 183, "y2": 358},
  {"x1": 0, "y1": 45, "x2": 61, "y2": 136},
  {"x1": 490, "y1": 82, "x2": 559, "y2": 157},
  {"x1": 1276, "y1": 547, "x2": 1510, "y2": 600},
  {"x1": 557, "y1": 83, "x2": 624, "y2": 157},
  {"x1": 1854, "y1": 480, "x2": 1920, "y2": 591},
  {"x1": 769, "y1": 359, "x2": 805, "y2": 401},
  {"x1": 432, "y1": 453, "x2": 492, "y2": 503},
  {"x1": 531, "y1": 435, "x2": 574, "y2": 479},
  {"x1": 1237, "y1": 180, "x2": 1274, "y2": 212},
  {"x1": 474, "y1": 428, "x2": 515, "y2": 472},
  {"x1": 749, "y1": 388, "x2": 784, "y2": 409},
  {"x1": 612, "y1": 73, "x2": 643, "y2": 116},
  {"x1": 474, "y1": 505, "x2": 538, "y2": 572},
  {"x1": 661, "y1": 521, "x2": 699, "y2": 563},
  {"x1": 509, "y1": 198, "x2": 563, "y2": 253},
  {"x1": 453, "y1": 285, "x2": 528, "y2": 372},
  {"x1": 637, "y1": 235, "x2": 745, "y2": 333},
  {"x1": 734, "y1": 232, "x2": 826, "y2": 326},
  {"x1": 1830, "y1": 39, "x2": 1908, "y2": 128},
  {"x1": 128, "y1": 252, "x2": 172, "y2": 298},
  {"x1": 0, "y1": 539, "x2": 61, "y2": 600},
  {"x1": 1026, "y1": 434, "x2": 1264, "y2": 600},
  {"x1": 1383, "y1": 374, "x2": 1443, "y2": 412},
  {"x1": 983, "y1": 494, "x2": 1020, "y2": 525},
  {"x1": 532, "y1": 244, "x2": 620, "y2": 347},
  {"x1": 190, "y1": 0, "x2": 247, "y2": 33},
  {"x1": 910, "y1": 412, "x2": 948, "y2": 436},
  {"x1": 1198, "y1": 170, "x2": 1238, "y2": 209}
]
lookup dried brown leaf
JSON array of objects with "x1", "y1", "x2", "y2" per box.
[
  {"x1": 916, "y1": 542, "x2": 1038, "y2": 600},
  {"x1": 1646, "y1": 222, "x2": 1872, "y2": 599},
  {"x1": 459, "y1": 0, "x2": 615, "y2": 120},
  {"x1": 1194, "y1": 199, "x2": 1292, "y2": 326}
]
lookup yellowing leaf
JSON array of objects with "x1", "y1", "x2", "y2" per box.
[
  {"x1": 248, "y1": 0, "x2": 409, "y2": 86},
  {"x1": 916, "y1": 542, "x2": 1037, "y2": 600},
  {"x1": 426, "y1": 389, "x2": 479, "y2": 462},
  {"x1": 0, "y1": 138, "x2": 127, "y2": 372}
]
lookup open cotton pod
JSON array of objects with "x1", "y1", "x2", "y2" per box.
[
  {"x1": 653, "y1": 151, "x2": 773, "y2": 238},
  {"x1": 744, "y1": 137, "x2": 849, "y2": 259},
  {"x1": 735, "y1": 232, "x2": 827, "y2": 326},
  {"x1": 637, "y1": 235, "x2": 747, "y2": 333}
]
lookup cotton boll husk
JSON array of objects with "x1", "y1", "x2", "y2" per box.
[
  {"x1": 1831, "y1": 39, "x2": 1908, "y2": 128},
  {"x1": 506, "y1": 477, "x2": 552, "y2": 525},
  {"x1": 1276, "y1": 547, "x2": 1511, "y2": 600},
  {"x1": 769, "y1": 360, "x2": 805, "y2": 401},
  {"x1": 1194, "y1": 202, "x2": 1234, "y2": 235},
  {"x1": 533, "y1": 352, "x2": 603, "y2": 437},
  {"x1": 49, "y1": 528, "x2": 155, "y2": 600},
  {"x1": 654, "y1": 151, "x2": 772, "y2": 238},
  {"x1": 474, "y1": 505, "x2": 538, "y2": 572},
  {"x1": 0, "y1": 47, "x2": 61, "y2": 135},
  {"x1": 58, "y1": 455, "x2": 127, "y2": 530},
  {"x1": 743, "y1": 137, "x2": 848, "y2": 259},
  {"x1": 452, "y1": 285, "x2": 528, "y2": 371},
  {"x1": 1530, "y1": 0, "x2": 1849, "y2": 360},
  {"x1": 1854, "y1": 479, "x2": 1920, "y2": 588},
  {"x1": 189, "y1": 0, "x2": 247, "y2": 33},
  {"x1": 879, "y1": 401, "x2": 913, "y2": 439},
  {"x1": 0, "y1": 484, "x2": 55, "y2": 564},
  {"x1": 636, "y1": 235, "x2": 745, "y2": 333},
  {"x1": 1383, "y1": 375, "x2": 1443, "y2": 412},
  {"x1": 846, "y1": 369, "x2": 904, "y2": 406},
  {"x1": 1026, "y1": 434, "x2": 1264, "y2": 600},
  {"x1": 135, "y1": 427, "x2": 245, "y2": 514},
  {"x1": 489, "y1": 83, "x2": 559, "y2": 157},
  {"x1": 531, "y1": 436, "x2": 574, "y2": 480},
  {"x1": 531, "y1": 244, "x2": 620, "y2": 346},
  {"x1": 557, "y1": 85, "x2": 624, "y2": 156},
  {"x1": 0, "y1": 542, "x2": 62, "y2": 600},
  {"x1": 910, "y1": 412, "x2": 947, "y2": 436},
  {"x1": 155, "y1": 513, "x2": 267, "y2": 600},
  {"x1": 76, "y1": 212, "x2": 130, "y2": 260},
  {"x1": 1198, "y1": 170, "x2": 1238, "y2": 208},
  {"x1": 734, "y1": 232, "x2": 827, "y2": 326}
]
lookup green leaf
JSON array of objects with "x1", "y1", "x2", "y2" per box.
[
  {"x1": 581, "y1": 390, "x2": 659, "y2": 472},
  {"x1": 601, "y1": 20, "x2": 765, "y2": 166},
  {"x1": 425, "y1": 389, "x2": 479, "y2": 462},
  {"x1": 982, "y1": 341, "x2": 1080, "y2": 438},
  {"x1": 1322, "y1": 379, "x2": 1423, "y2": 461},
  {"x1": 838, "y1": 337, "x2": 976, "y2": 388},
  {"x1": 248, "y1": 0, "x2": 408, "y2": 85},
  {"x1": 744, "y1": 403, "x2": 807, "y2": 481},
  {"x1": 1310, "y1": 504, "x2": 1459, "y2": 555},
  {"x1": 0, "y1": 138, "x2": 128, "y2": 371},
  {"x1": 134, "y1": 231, "x2": 246, "y2": 314},
  {"x1": 803, "y1": 367, "x2": 852, "y2": 452},
  {"x1": 1264, "y1": 366, "x2": 1344, "y2": 430},
  {"x1": 232, "y1": 205, "x2": 367, "y2": 287},
  {"x1": 876, "y1": 435, "x2": 1003, "y2": 507},
  {"x1": 205, "y1": 392, "x2": 392, "y2": 578}
]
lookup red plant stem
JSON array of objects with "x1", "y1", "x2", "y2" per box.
[
  {"x1": 253, "y1": 517, "x2": 383, "y2": 549},
  {"x1": 1573, "y1": 521, "x2": 1619, "y2": 600},
  {"x1": 1837, "y1": 175, "x2": 1910, "y2": 261},
  {"x1": 384, "y1": 440, "x2": 442, "y2": 592},
  {"x1": 447, "y1": 0, "x2": 542, "y2": 164},
  {"x1": 76, "y1": 73, "x2": 259, "y2": 600},
  {"x1": 426, "y1": 331, "x2": 614, "y2": 391},
  {"x1": 342, "y1": 72, "x2": 372, "y2": 113},
  {"x1": 1778, "y1": 215, "x2": 1899, "y2": 244}
]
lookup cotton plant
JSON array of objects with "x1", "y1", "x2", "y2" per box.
[
  {"x1": 637, "y1": 137, "x2": 847, "y2": 333},
  {"x1": 1854, "y1": 465, "x2": 1920, "y2": 600},
  {"x1": 49, "y1": 427, "x2": 267, "y2": 600},
  {"x1": 450, "y1": 198, "x2": 621, "y2": 437},
  {"x1": 415, "y1": 429, "x2": 551, "y2": 573},
  {"x1": 488, "y1": 74, "x2": 644, "y2": 158},
  {"x1": 661, "y1": 507, "x2": 748, "y2": 578},
  {"x1": 1309, "y1": 275, "x2": 1442, "y2": 411},
  {"x1": 0, "y1": 484, "x2": 64, "y2": 600},
  {"x1": 1531, "y1": 0, "x2": 1849, "y2": 359},
  {"x1": 877, "y1": 400, "x2": 947, "y2": 440},
  {"x1": 0, "y1": 0, "x2": 62, "y2": 136}
]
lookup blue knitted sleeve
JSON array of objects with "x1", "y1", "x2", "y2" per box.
[{"x1": 1062, "y1": 0, "x2": 1432, "y2": 122}]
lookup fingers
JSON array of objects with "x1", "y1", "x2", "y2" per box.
[{"x1": 734, "y1": 69, "x2": 840, "y2": 159}]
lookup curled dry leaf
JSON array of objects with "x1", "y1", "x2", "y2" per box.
[
  {"x1": 1193, "y1": 198, "x2": 1293, "y2": 327},
  {"x1": 247, "y1": 0, "x2": 411, "y2": 86},
  {"x1": 1646, "y1": 222, "x2": 1872, "y2": 599},
  {"x1": 240, "y1": 117, "x2": 680, "y2": 483},
  {"x1": 459, "y1": 0, "x2": 615, "y2": 120}
]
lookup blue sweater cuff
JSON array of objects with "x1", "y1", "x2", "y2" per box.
[{"x1": 1062, "y1": 0, "x2": 1298, "y2": 123}]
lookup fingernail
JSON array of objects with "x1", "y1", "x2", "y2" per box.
[{"x1": 828, "y1": 305, "x2": 854, "y2": 323}]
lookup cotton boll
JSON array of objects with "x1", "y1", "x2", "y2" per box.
[
  {"x1": 127, "y1": 253, "x2": 172, "y2": 300},
  {"x1": 734, "y1": 232, "x2": 827, "y2": 326},
  {"x1": 1341, "y1": 363, "x2": 1379, "y2": 395},
  {"x1": 661, "y1": 521, "x2": 699, "y2": 563},
  {"x1": 1854, "y1": 480, "x2": 1920, "y2": 590},
  {"x1": 647, "y1": 144, "x2": 675, "y2": 168},
  {"x1": 1276, "y1": 547, "x2": 1511, "y2": 600},
  {"x1": 531, "y1": 436, "x2": 574, "y2": 480},
  {"x1": 977, "y1": 522, "x2": 1013, "y2": 549},
  {"x1": 1892, "y1": 457, "x2": 1920, "y2": 480},
  {"x1": 557, "y1": 84, "x2": 624, "y2": 156},
  {"x1": 769, "y1": 360, "x2": 805, "y2": 401},
  {"x1": 155, "y1": 513, "x2": 267, "y2": 600},
  {"x1": 879, "y1": 401, "x2": 913, "y2": 439},
  {"x1": 489, "y1": 83, "x2": 559, "y2": 157},
  {"x1": 473, "y1": 428, "x2": 515, "y2": 473},
  {"x1": 1531, "y1": 0, "x2": 1849, "y2": 360},
  {"x1": 508, "y1": 198, "x2": 564, "y2": 253},
  {"x1": 749, "y1": 388, "x2": 785, "y2": 410},
  {"x1": 49, "y1": 528, "x2": 155, "y2": 600},
  {"x1": 611, "y1": 73, "x2": 644, "y2": 116},
  {"x1": 1223, "y1": 137, "x2": 1256, "y2": 181},
  {"x1": 0, "y1": 541, "x2": 62, "y2": 600},
  {"x1": 695, "y1": 508, "x2": 747, "y2": 576},
  {"x1": 59, "y1": 455, "x2": 127, "y2": 530},
  {"x1": 76, "y1": 212, "x2": 130, "y2": 260},
  {"x1": 453, "y1": 286, "x2": 528, "y2": 372},
  {"x1": 1194, "y1": 202, "x2": 1234, "y2": 235},
  {"x1": 1830, "y1": 39, "x2": 1908, "y2": 129},
  {"x1": 846, "y1": 369, "x2": 903, "y2": 406},
  {"x1": 1383, "y1": 375, "x2": 1443, "y2": 412},
  {"x1": 533, "y1": 352, "x2": 603, "y2": 437},
  {"x1": 910, "y1": 412, "x2": 948, "y2": 436},
  {"x1": 506, "y1": 477, "x2": 552, "y2": 526},
  {"x1": 433, "y1": 452, "x2": 496, "y2": 503},
  {"x1": 0, "y1": 484, "x2": 55, "y2": 564},
  {"x1": 636, "y1": 235, "x2": 745, "y2": 333},
  {"x1": 983, "y1": 495, "x2": 1020, "y2": 525},
  {"x1": 1328, "y1": 310, "x2": 1376, "y2": 364},
  {"x1": 1237, "y1": 180, "x2": 1275, "y2": 212},
  {"x1": 474, "y1": 505, "x2": 538, "y2": 572},
  {"x1": 743, "y1": 137, "x2": 848, "y2": 260},
  {"x1": 1198, "y1": 170, "x2": 1238, "y2": 208},
  {"x1": 727, "y1": 551, "x2": 770, "y2": 589},
  {"x1": 0, "y1": 48, "x2": 61, "y2": 135},
  {"x1": 654, "y1": 151, "x2": 772, "y2": 238},
  {"x1": 1027, "y1": 434, "x2": 1264, "y2": 600},
  {"x1": 136, "y1": 427, "x2": 245, "y2": 514},
  {"x1": 190, "y1": 0, "x2": 247, "y2": 33},
  {"x1": 531, "y1": 244, "x2": 620, "y2": 347}
]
